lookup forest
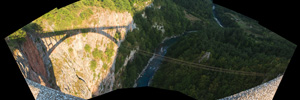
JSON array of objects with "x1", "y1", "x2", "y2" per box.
[
  {"x1": 150, "y1": 27, "x2": 295, "y2": 99},
  {"x1": 5, "y1": 0, "x2": 296, "y2": 99},
  {"x1": 150, "y1": 0, "x2": 296, "y2": 99},
  {"x1": 114, "y1": 0, "x2": 190, "y2": 88}
]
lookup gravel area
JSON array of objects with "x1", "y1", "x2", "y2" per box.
[
  {"x1": 25, "y1": 78, "x2": 85, "y2": 100},
  {"x1": 219, "y1": 75, "x2": 283, "y2": 100}
]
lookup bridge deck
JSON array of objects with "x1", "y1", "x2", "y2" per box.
[
  {"x1": 25, "y1": 78, "x2": 85, "y2": 100},
  {"x1": 219, "y1": 75, "x2": 283, "y2": 100}
]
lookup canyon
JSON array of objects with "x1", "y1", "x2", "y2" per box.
[
  {"x1": 11, "y1": 6, "x2": 135, "y2": 99},
  {"x1": 6, "y1": 0, "x2": 295, "y2": 100}
]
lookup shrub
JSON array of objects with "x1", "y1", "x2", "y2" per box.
[
  {"x1": 102, "y1": 0, "x2": 116, "y2": 10},
  {"x1": 68, "y1": 47, "x2": 73, "y2": 53},
  {"x1": 80, "y1": 8, "x2": 94, "y2": 20},
  {"x1": 65, "y1": 37, "x2": 74, "y2": 45},
  {"x1": 103, "y1": 63, "x2": 108, "y2": 70},
  {"x1": 84, "y1": 44, "x2": 91, "y2": 53},
  {"x1": 114, "y1": 31, "x2": 121, "y2": 40},
  {"x1": 92, "y1": 48, "x2": 103, "y2": 60},
  {"x1": 82, "y1": 33, "x2": 88, "y2": 37},
  {"x1": 8, "y1": 29, "x2": 27, "y2": 43},
  {"x1": 90, "y1": 60, "x2": 97, "y2": 72},
  {"x1": 22, "y1": 23, "x2": 43, "y2": 33},
  {"x1": 105, "y1": 48, "x2": 114, "y2": 59}
]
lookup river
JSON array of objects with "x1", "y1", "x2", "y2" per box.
[
  {"x1": 134, "y1": 31, "x2": 195, "y2": 87},
  {"x1": 134, "y1": 1, "x2": 223, "y2": 87}
]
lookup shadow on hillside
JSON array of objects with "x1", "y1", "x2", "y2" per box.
[
  {"x1": 8, "y1": 20, "x2": 135, "y2": 98},
  {"x1": 5, "y1": 0, "x2": 189, "y2": 99}
]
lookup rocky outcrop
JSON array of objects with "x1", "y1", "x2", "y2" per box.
[
  {"x1": 10, "y1": 6, "x2": 135, "y2": 99},
  {"x1": 122, "y1": 48, "x2": 138, "y2": 67},
  {"x1": 152, "y1": 22, "x2": 165, "y2": 33},
  {"x1": 198, "y1": 52, "x2": 210, "y2": 63},
  {"x1": 35, "y1": 8, "x2": 135, "y2": 99}
]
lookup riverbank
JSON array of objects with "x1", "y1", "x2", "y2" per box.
[{"x1": 134, "y1": 30, "x2": 198, "y2": 87}]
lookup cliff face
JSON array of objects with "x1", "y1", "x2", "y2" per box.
[
  {"x1": 22, "y1": 35, "x2": 49, "y2": 87},
  {"x1": 42, "y1": 9, "x2": 134, "y2": 99},
  {"x1": 11, "y1": 7, "x2": 135, "y2": 99},
  {"x1": 12, "y1": 35, "x2": 50, "y2": 88}
]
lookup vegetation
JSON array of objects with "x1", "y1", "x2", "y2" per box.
[
  {"x1": 114, "y1": 0, "x2": 189, "y2": 88},
  {"x1": 102, "y1": 0, "x2": 116, "y2": 10},
  {"x1": 80, "y1": 8, "x2": 94, "y2": 20},
  {"x1": 5, "y1": 0, "x2": 149, "y2": 49},
  {"x1": 90, "y1": 60, "x2": 97, "y2": 72},
  {"x1": 105, "y1": 48, "x2": 114, "y2": 59},
  {"x1": 84, "y1": 44, "x2": 91, "y2": 53},
  {"x1": 82, "y1": 33, "x2": 88, "y2": 37},
  {"x1": 65, "y1": 37, "x2": 74, "y2": 45},
  {"x1": 151, "y1": 27, "x2": 295, "y2": 99},
  {"x1": 114, "y1": 31, "x2": 121, "y2": 40},
  {"x1": 104, "y1": 42, "x2": 115, "y2": 62},
  {"x1": 172, "y1": 0, "x2": 214, "y2": 23},
  {"x1": 103, "y1": 63, "x2": 108, "y2": 70},
  {"x1": 92, "y1": 48, "x2": 104, "y2": 60},
  {"x1": 5, "y1": 0, "x2": 296, "y2": 99},
  {"x1": 6, "y1": 0, "x2": 148, "y2": 45},
  {"x1": 6, "y1": 29, "x2": 27, "y2": 50},
  {"x1": 68, "y1": 47, "x2": 73, "y2": 53},
  {"x1": 148, "y1": 1, "x2": 296, "y2": 99}
]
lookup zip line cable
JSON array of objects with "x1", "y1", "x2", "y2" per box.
[{"x1": 137, "y1": 50, "x2": 265, "y2": 76}]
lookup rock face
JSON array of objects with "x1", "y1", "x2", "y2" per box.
[
  {"x1": 198, "y1": 52, "x2": 210, "y2": 63},
  {"x1": 219, "y1": 75, "x2": 283, "y2": 100},
  {"x1": 23, "y1": 36, "x2": 47, "y2": 79},
  {"x1": 40, "y1": 9, "x2": 134, "y2": 99},
  {"x1": 11, "y1": 7, "x2": 135, "y2": 99},
  {"x1": 11, "y1": 34, "x2": 50, "y2": 88}
]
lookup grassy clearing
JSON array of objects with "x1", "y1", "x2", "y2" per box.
[{"x1": 184, "y1": 10, "x2": 201, "y2": 22}]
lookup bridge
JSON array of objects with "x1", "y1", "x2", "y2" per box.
[
  {"x1": 19, "y1": 21, "x2": 278, "y2": 99},
  {"x1": 31, "y1": 24, "x2": 134, "y2": 57},
  {"x1": 12, "y1": 22, "x2": 135, "y2": 96}
]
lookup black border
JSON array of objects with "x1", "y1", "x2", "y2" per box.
[
  {"x1": 213, "y1": 0, "x2": 298, "y2": 99},
  {"x1": 1, "y1": 0, "x2": 298, "y2": 99}
]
